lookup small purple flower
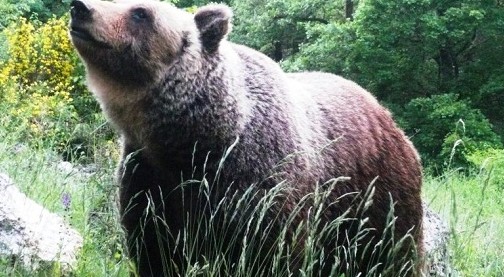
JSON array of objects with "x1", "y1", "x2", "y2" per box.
[{"x1": 61, "y1": 192, "x2": 72, "y2": 211}]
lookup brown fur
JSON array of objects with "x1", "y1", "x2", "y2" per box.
[{"x1": 70, "y1": 1, "x2": 424, "y2": 276}]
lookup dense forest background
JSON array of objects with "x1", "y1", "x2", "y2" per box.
[{"x1": 1, "y1": 0, "x2": 503, "y2": 173}]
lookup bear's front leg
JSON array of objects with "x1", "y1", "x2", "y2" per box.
[{"x1": 118, "y1": 145, "x2": 185, "y2": 277}]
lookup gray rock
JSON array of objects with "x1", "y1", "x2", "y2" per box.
[
  {"x1": 57, "y1": 161, "x2": 97, "y2": 178},
  {"x1": 0, "y1": 173, "x2": 83, "y2": 271},
  {"x1": 57, "y1": 161, "x2": 77, "y2": 175},
  {"x1": 423, "y1": 202, "x2": 453, "y2": 276}
]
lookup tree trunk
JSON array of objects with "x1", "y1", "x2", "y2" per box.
[
  {"x1": 273, "y1": 41, "x2": 283, "y2": 62},
  {"x1": 345, "y1": 0, "x2": 354, "y2": 21},
  {"x1": 436, "y1": 46, "x2": 459, "y2": 92}
]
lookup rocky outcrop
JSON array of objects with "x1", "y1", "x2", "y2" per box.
[
  {"x1": 0, "y1": 173, "x2": 82, "y2": 271},
  {"x1": 423, "y1": 202, "x2": 452, "y2": 276}
]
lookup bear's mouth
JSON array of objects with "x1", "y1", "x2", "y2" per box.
[{"x1": 70, "y1": 26, "x2": 112, "y2": 49}]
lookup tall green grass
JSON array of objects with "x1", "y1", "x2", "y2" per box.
[
  {"x1": 423, "y1": 168, "x2": 504, "y2": 276},
  {"x1": 120, "y1": 154, "x2": 420, "y2": 277}
]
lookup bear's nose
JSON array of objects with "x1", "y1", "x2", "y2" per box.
[{"x1": 70, "y1": 0, "x2": 92, "y2": 21}]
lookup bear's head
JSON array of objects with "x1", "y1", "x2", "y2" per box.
[{"x1": 69, "y1": 0, "x2": 232, "y2": 86}]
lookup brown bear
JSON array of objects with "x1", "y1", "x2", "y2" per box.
[{"x1": 69, "y1": 0, "x2": 424, "y2": 276}]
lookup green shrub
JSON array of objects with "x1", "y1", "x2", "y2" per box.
[
  {"x1": 468, "y1": 148, "x2": 504, "y2": 191},
  {"x1": 400, "y1": 93, "x2": 502, "y2": 172}
]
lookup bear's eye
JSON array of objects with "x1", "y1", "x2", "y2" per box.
[{"x1": 131, "y1": 8, "x2": 149, "y2": 23}]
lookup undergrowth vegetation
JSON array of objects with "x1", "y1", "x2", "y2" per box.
[
  {"x1": 0, "y1": 130, "x2": 127, "y2": 276},
  {"x1": 424, "y1": 170, "x2": 504, "y2": 276}
]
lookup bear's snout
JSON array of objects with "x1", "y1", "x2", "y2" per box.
[
  {"x1": 69, "y1": 0, "x2": 112, "y2": 49},
  {"x1": 70, "y1": 0, "x2": 92, "y2": 22}
]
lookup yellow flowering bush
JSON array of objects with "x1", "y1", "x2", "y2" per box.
[
  {"x1": 0, "y1": 16, "x2": 100, "y2": 156},
  {"x1": 0, "y1": 19, "x2": 35, "y2": 84}
]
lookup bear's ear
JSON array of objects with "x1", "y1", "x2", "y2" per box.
[{"x1": 194, "y1": 4, "x2": 232, "y2": 52}]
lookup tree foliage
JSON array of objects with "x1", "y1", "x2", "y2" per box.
[
  {"x1": 268, "y1": 0, "x2": 504, "y2": 170},
  {"x1": 0, "y1": 0, "x2": 71, "y2": 29},
  {"x1": 231, "y1": 0, "x2": 342, "y2": 61}
]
